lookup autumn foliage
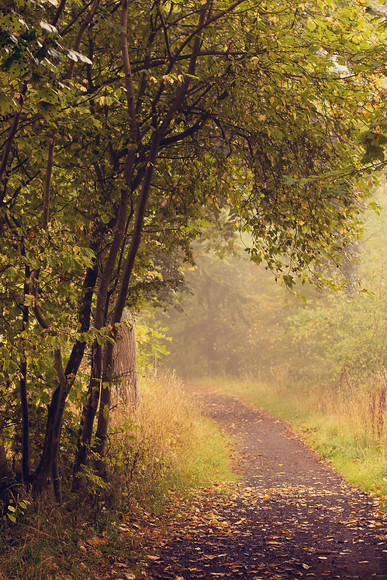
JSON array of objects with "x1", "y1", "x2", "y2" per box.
[{"x1": 0, "y1": 0, "x2": 385, "y2": 503}]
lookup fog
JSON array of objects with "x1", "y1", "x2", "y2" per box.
[{"x1": 153, "y1": 182, "x2": 386, "y2": 385}]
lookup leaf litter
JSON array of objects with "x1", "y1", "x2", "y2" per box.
[{"x1": 116, "y1": 385, "x2": 387, "y2": 579}]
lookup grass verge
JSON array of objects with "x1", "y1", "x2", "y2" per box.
[
  {"x1": 198, "y1": 373, "x2": 387, "y2": 509},
  {"x1": 108, "y1": 370, "x2": 237, "y2": 508}
]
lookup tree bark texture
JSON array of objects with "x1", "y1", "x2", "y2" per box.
[{"x1": 112, "y1": 308, "x2": 138, "y2": 409}]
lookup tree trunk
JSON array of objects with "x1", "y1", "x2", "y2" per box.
[
  {"x1": 112, "y1": 308, "x2": 138, "y2": 409},
  {"x1": 20, "y1": 266, "x2": 31, "y2": 484},
  {"x1": 72, "y1": 343, "x2": 102, "y2": 489},
  {"x1": 32, "y1": 263, "x2": 97, "y2": 494},
  {"x1": 0, "y1": 430, "x2": 9, "y2": 479},
  {"x1": 91, "y1": 1, "x2": 210, "y2": 471},
  {"x1": 93, "y1": 131, "x2": 161, "y2": 471},
  {"x1": 342, "y1": 240, "x2": 360, "y2": 297}
]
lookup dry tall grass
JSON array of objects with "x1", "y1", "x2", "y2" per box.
[
  {"x1": 108, "y1": 370, "x2": 234, "y2": 507},
  {"x1": 322, "y1": 371, "x2": 387, "y2": 454},
  {"x1": 204, "y1": 369, "x2": 387, "y2": 502},
  {"x1": 240, "y1": 369, "x2": 387, "y2": 451},
  {"x1": 0, "y1": 372, "x2": 235, "y2": 580}
]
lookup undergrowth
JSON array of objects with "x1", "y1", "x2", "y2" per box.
[
  {"x1": 201, "y1": 371, "x2": 387, "y2": 508},
  {"x1": 0, "y1": 371, "x2": 235, "y2": 579},
  {"x1": 107, "y1": 370, "x2": 236, "y2": 509}
]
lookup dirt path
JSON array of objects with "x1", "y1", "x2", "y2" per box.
[{"x1": 143, "y1": 383, "x2": 387, "y2": 579}]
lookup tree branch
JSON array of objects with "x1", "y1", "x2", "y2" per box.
[
  {"x1": 159, "y1": 113, "x2": 210, "y2": 148},
  {"x1": 0, "y1": 83, "x2": 28, "y2": 188},
  {"x1": 42, "y1": 140, "x2": 55, "y2": 229},
  {"x1": 67, "y1": 0, "x2": 100, "y2": 79},
  {"x1": 52, "y1": 0, "x2": 68, "y2": 27}
]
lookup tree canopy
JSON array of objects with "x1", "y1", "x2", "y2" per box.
[{"x1": 0, "y1": 0, "x2": 385, "y2": 499}]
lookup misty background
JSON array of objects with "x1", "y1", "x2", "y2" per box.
[{"x1": 141, "y1": 181, "x2": 386, "y2": 386}]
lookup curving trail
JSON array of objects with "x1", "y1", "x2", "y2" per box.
[{"x1": 144, "y1": 383, "x2": 387, "y2": 579}]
